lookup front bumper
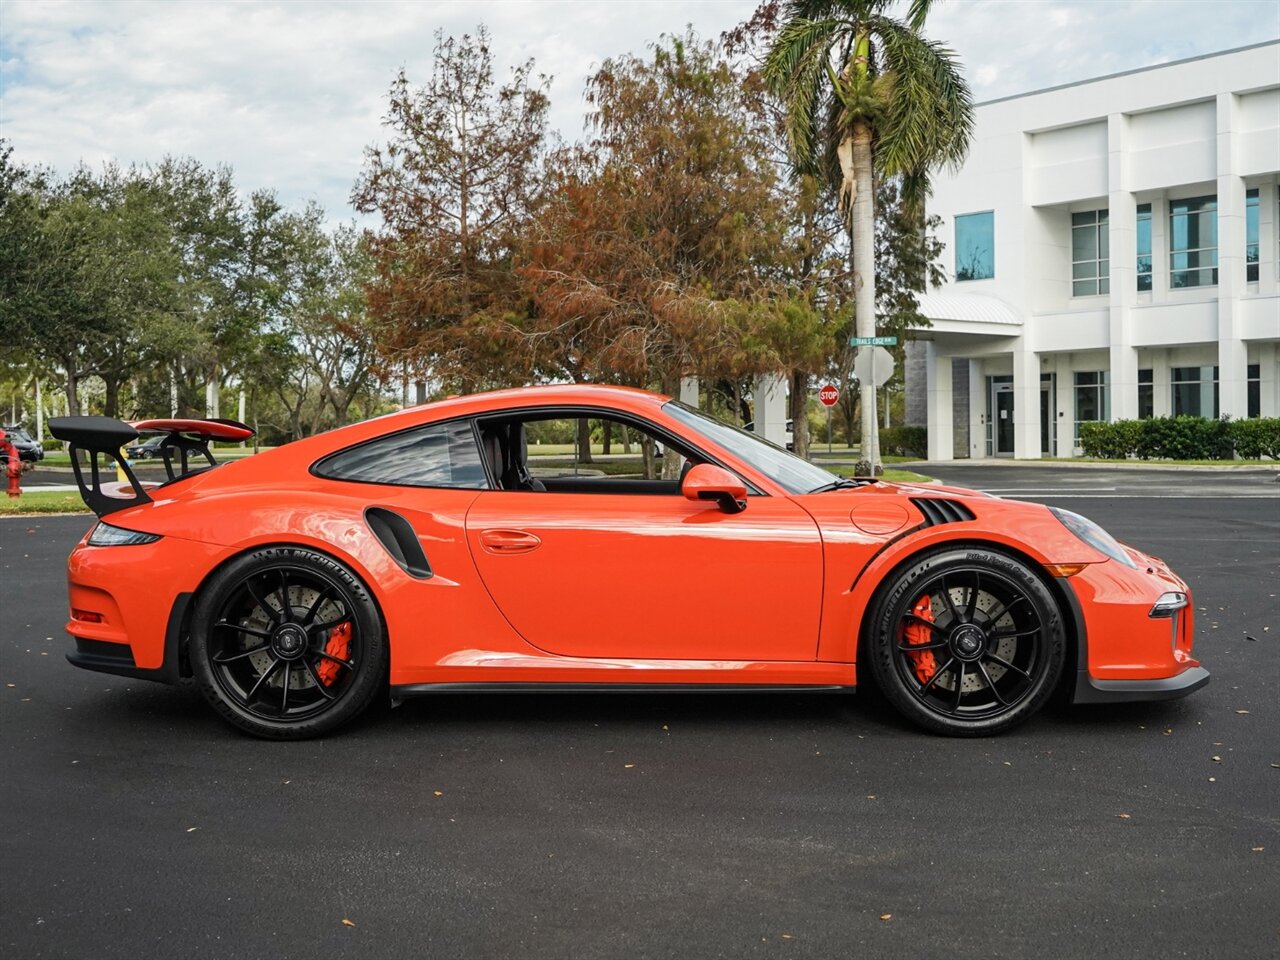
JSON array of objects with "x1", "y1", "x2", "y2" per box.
[{"x1": 1064, "y1": 549, "x2": 1208, "y2": 704}]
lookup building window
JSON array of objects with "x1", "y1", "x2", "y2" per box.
[
  {"x1": 1169, "y1": 196, "x2": 1217, "y2": 288},
  {"x1": 1074, "y1": 371, "x2": 1109, "y2": 444},
  {"x1": 1248, "y1": 363, "x2": 1260, "y2": 419},
  {"x1": 1171, "y1": 366, "x2": 1218, "y2": 418},
  {"x1": 955, "y1": 212, "x2": 994, "y2": 281},
  {"x1": 1246, "y1": 189, "x2": 1259, "y2": 283},
  {"x1": 1136, "y1": 204, "x2": 1152, "y2": 291},
  {"x1": 1138, "y1": 369, "x2": 1153, "y2": 420},
  {"x1": 1071, "y1": 210, "x2": 1109, "y2": 296}
]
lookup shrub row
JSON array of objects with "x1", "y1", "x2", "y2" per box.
[
  {"x1": 879, "y1": 425, "x2": 928, "y2": 458},
  {"x1": 1078, "y1": 416, "x2": 1280, "y2": 461}
]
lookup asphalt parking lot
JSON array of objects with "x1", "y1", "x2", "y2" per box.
[{"x1": 2, "y1": 484, "x2": 1277, "y2": 959}]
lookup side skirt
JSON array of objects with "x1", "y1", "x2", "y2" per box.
[{"x1": 392, "y1": 682, "x2": 854, "y2": 698}]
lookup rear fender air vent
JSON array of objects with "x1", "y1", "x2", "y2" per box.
[
  {"x1": 365, "y1": 507, "x2": 433, "y2": 579},
  {"x1": 911, "y1": 498, "x2": 976, "y2": 527}
]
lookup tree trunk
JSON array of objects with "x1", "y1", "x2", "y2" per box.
[
  {"x1": 602, "y1": 420, "x2": 612, "y2": 455},
  {"x1": 849, "y1": 121, "x2": 880, "y2": 473},
  {"x1": 789, "y1": 369, "x2": 809, "y2": 459},
  {"x1": 103, "y1": 377, "x2": 121, "y2": 419},
  {"x1": 65, "y1": 367, "x2": 81, "y2": 417},
  {"x1": 576, "y1": 418, "x2": 593, "y2": 465}
]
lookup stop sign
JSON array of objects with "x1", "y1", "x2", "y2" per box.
[{"x1": 818, "y1": 383, "x2": 839, "y2": 407}]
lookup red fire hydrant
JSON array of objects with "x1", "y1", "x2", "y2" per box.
[{"x1": 0, "y1": 429, "x2": 22, "y2": 498}]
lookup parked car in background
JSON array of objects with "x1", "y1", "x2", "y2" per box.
[
  {"x1": 125, "y1": 435, "x2": 169, "y2": 460},
  {"x1": 0, "y1": 425, "x2": 44, "y2": 463}
]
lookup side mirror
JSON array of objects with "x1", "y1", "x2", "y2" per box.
[{"x1": 681, "y1": 463, "x2": 747, "y2": 514}]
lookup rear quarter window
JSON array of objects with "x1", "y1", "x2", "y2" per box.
[{"x1": 314, "y1": 420, "x2": 490, "y2": 489}]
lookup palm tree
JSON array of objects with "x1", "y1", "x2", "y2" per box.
[{"x1": 764, "y1": 0, "x2": 972, "y2": 473}]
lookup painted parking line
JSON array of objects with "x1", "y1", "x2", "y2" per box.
[{"x1": 982, "y1": 487, "x2": 1119, "y2": 493}]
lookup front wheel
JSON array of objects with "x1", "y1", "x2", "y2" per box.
[
  {"x1": 190, "y1": 546, "x2": 387, "y2": 739},
  {"x1": 866, "y1": 547, "x2": 1066, "y2": 736}
]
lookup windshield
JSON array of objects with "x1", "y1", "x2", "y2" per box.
[{"x1": 663, "y1": 400, "x2": 837, "y2": 494}]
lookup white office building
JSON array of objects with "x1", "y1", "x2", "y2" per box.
[{"x1": 906, "y1": 41, "x2": 1280, "y2": 459}]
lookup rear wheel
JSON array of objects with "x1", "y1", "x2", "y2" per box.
[
  {"x1": 190, "y1": 547, "x2": 386, "y2": 739},
  {"x1": 867, "y1": 547, "x2": 1065, "y2": 736}
]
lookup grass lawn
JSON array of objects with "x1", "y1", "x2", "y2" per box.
[{"x1": 0, "y1": 491, "x2": 92, "y2": 516}]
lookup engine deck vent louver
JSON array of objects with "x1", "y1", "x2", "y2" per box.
[{"x1": 911, "y1": 498, "x2": 976, "y2": 527}]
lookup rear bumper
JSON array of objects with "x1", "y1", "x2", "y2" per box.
[{"x1": 1073, "y1": 665, "x2": 1210, "y2": 704}]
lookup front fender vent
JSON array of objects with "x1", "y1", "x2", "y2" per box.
[{"x1": 911, "y1": 498, "x2": 976, "y2": 527}]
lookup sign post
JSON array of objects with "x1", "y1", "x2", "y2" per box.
[
  {"x1": 849, "y1": 337, "x2": 898, "y2": 470},
  {"x1": 818, "y1": 383, "x2": 839, "y2": 453}
]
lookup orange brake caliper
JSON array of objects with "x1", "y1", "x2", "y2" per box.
[
  {"x1": 316, "y1": 622, "x2": 351, "y2": 687},
  {"x1": 903, "y1": 595, "x2": 939, "y2": 684}
]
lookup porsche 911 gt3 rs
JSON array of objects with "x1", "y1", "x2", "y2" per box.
[{"x1": 50, "y1": 385, "x2": 1207, "y2": 739}]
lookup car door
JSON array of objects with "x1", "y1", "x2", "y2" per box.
[{"x1": 464, "y1": 483, "x2": 824, "y2": 663}]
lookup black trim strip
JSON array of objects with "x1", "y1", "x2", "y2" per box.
[{"x1": 392, "y1": 682, "x2": 852, "y2": 696}]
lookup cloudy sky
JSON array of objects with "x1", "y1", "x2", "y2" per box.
[{"x1": 2, "y1": 0, "x2": 1277, "y2": 221}]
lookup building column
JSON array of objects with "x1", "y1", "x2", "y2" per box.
[
  {"x1": 925, "y1": 342, "x2": 953, "y2": 461},
  {"x1": 1259, "y1": 182, "x2": 1278, "y2": 296},
  {"x1": 678, "y1": 377, "x2": 699, "y2": 407},
  {"x1": 753, "y1": 373, "x2": 788, "y2": 446},
  {"x1": 1108, "y1": 113, "x2": 1139, "y2": 422},
  {"x1": 1054, "y1": 354, "x2": 1074, "y2": 456},
  {"x1": 1012, "y1": 346, "x2": 1041, "y2": 459},
  {"x1": 969, "y1": 361, "x2": 985, "y2": 459},
  {"x1": 1217, "y1": 91, "x2": 1249, "y2": 421},
  {"x1": 1152, "y1": 349, "x2": 1173, "y2": 418},
  {"x1": 1258, "y1": 343, "x2": 1278, "y2": 417}
]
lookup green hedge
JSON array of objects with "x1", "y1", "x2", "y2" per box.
[
  {"x1": 1078, "y1": 416, "x2": 1279, "y2": 460},
  {"x1": 879, "y1": 426, "x2": 928, "y2": 458}
]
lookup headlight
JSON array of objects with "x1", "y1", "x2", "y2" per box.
[
  {"x1": 87, "y1": 522, "x2": 162, "y2": 547},
  {"x1": 1149, "y1": 592, "x2": 1188, "y2": 618},
  {"x1": 1049, "y1": 507, "x2": 1137, "y2": 568}
]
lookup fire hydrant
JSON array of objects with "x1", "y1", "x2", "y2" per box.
[{"x1": 0, "y1": 429, "x2": 22, "y2": 498}]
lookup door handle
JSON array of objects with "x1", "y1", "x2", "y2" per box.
[{"x1": 479, "y1": 529, "x2": 542, "y2": 554}]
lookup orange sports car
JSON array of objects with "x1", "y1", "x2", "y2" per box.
[{"x1": 50, "y1": 385, "x2": 1207, "y2": 739}]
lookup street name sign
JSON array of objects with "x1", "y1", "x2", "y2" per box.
[{"x1": 849, "y1": 335, "x2": 898, "y2": 347}]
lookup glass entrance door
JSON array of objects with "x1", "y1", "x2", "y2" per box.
[
  {"x1": 1040, "y1": 373, "x2": 1055, "y2": 455},
  {"x1": 995, "y1": 389, "x2": 1014, "y2": 454},
  {"x1": 986, "y1": 376, "x2": 1014, "y2": 456}
]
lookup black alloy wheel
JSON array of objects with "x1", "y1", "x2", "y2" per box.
[
  {"x1": 867, "y1": 547, "x2": 1066, "y2": 736},
  {"x1": 190, "y1": 547, "x2": 386, "y2": 739}
]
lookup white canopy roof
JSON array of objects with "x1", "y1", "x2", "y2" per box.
[{"x1": 914, "y1": 292, "x2": 1022, "y2": 327}]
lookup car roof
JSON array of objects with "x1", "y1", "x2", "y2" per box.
[{"x1": 369, "y1": 383, "x2": 669, "y2": 428}]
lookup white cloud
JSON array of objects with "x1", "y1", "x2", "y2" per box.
[{"x1": 2, "y1": 0, "x2": 1275, "y2": 220}]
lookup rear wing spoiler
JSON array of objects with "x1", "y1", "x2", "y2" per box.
[{"x1": 48, "y1": 416, "x2": 254, "y2": 518}]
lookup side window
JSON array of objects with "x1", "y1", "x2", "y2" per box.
[
  {"x1": 478, "y1": 414, "x2": 700, "y2": 493},
  {"x1": 315, "y1": 420, "x2": 490, "y2": 489}
]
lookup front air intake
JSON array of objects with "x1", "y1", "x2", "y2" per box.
[{"x1": 911, "y1": 498, "x2": 976, "y2": 527}]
